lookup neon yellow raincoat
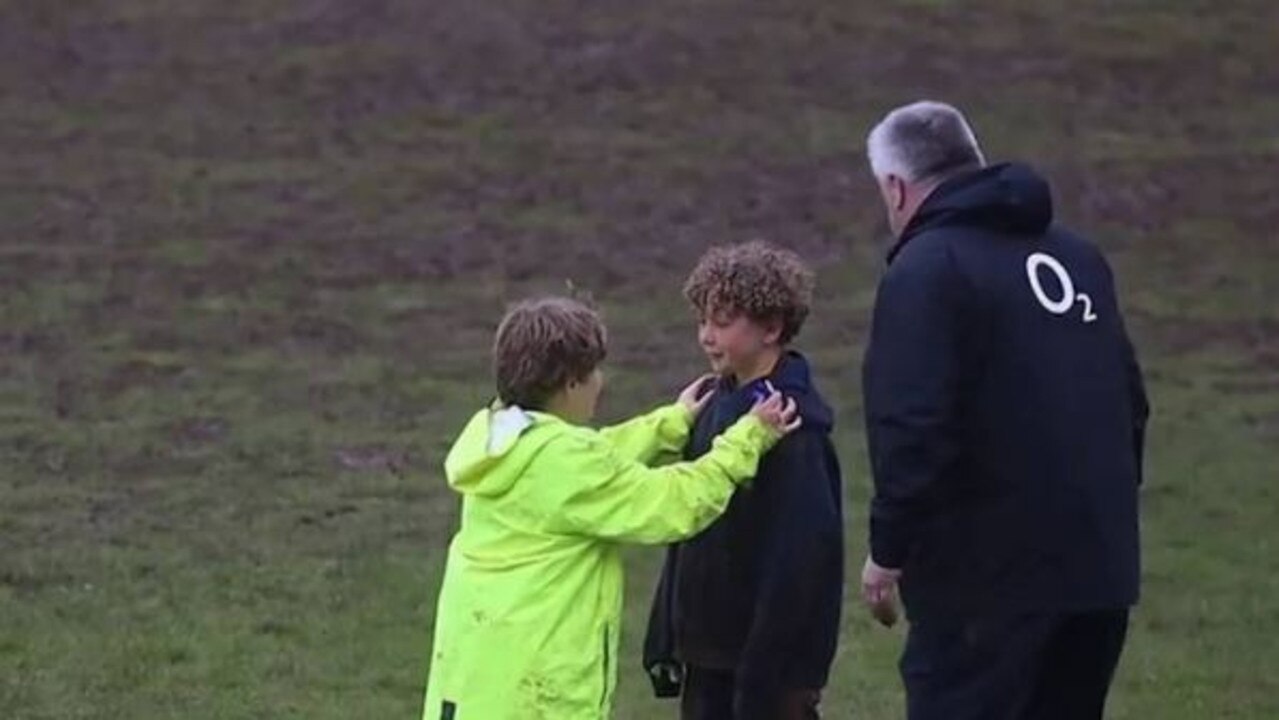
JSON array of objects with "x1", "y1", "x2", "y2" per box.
[{"x1": 422, "y1": 402, "x2": 779, "y2": 720}]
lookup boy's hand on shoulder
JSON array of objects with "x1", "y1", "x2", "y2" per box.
[
  {"x1": 751, "y1": 385, "x2": 802, "y2": 437},
  {"x1": 677, "y1": 374, "x2": 718, "y2": 417}
]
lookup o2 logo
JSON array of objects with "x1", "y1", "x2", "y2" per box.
[{"x1": 1025, "y1": 252, "x2": 1098, "y2": 323}]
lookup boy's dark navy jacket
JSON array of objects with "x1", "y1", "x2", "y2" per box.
[
  {"x1": 643, "y1": 351, "x2": 844, "y2": 699},
  {"x1": 864, "y1": 162, "x2": 1150, "y2": 622}
]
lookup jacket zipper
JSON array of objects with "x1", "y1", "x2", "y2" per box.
[{"x1": 600, "y1": 624, "x2": 611, "y2": 709}]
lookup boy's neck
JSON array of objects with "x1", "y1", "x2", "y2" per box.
[
  {"x1": 542, "y1": 394, "x2": 581, "y2": 426},
  {"x1": 731, "y1": 347, "x2": 783, "y2": 386}
]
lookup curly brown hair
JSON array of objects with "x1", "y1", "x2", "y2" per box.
[
  {"x1": 493, "y1": 297, "x2": 607, "y2": 410},
  {"x1": 683, "y1": 241, "x2": 816, "y2": 344}
]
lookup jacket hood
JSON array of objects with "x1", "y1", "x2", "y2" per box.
[
  {"x1": 891, "y1": 162, "x2": 1053, "y2": 262},
  {"x1": 443, "y1": 405, "x2": 558, "y2": 497}
]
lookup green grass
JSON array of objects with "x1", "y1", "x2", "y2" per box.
[{"x1": 2, "y1": 0, "x2": 1277, "y2": 718}]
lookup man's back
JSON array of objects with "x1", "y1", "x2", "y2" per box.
[{"x1": 864, "y1": 163, "x2": 1150, "y2": 620}]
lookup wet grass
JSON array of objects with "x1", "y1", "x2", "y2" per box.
[{"x1": 2, "y1": 0, "x2": 1277, "y2": 717}]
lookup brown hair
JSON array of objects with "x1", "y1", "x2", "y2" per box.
[
  {"x1": 683, "y1": 240, "x2": 816, "y2": 344},
  {"x1": 493, "y1": 297, "x2": 607, "y2": 410}
]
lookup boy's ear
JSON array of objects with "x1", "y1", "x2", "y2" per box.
[{"x1": 762, "y1": 318, "x2": 785, "y2": 346}]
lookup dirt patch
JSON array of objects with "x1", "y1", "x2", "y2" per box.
[
  {"x1": 1133, "y1": 313, "x2": 1279, "y2": 364},
  {"x1": 333, "y1": 446, "x2": 411, "y2": 474}
]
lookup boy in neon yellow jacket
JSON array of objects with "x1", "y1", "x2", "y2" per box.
[{"x1": 422, "y1": 297, "x2": 800, "y2": 720}]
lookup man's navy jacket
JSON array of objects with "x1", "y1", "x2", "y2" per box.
[{"x1": 864, "y1": 162, "x2": 1150, "y2": 621}]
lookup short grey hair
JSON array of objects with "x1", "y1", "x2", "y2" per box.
[{"x1": 867, "y1": 101, "x2": 986, "y2": 183}]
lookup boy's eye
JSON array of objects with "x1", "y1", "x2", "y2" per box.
[{"x1": 697, "y1": 308, "x2": 736, "y2": 329}]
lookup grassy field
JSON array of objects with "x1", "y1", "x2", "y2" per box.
[{"x1": 2, "y1": 1, "x2": 1277, "y2": 718}]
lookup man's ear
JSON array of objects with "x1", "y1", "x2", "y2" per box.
[{"x1": 890, "y1": 174, "x2": 908, "y2": 211}]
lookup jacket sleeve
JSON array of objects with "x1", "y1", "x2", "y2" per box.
[
  {"x1": 735, "y1": 431, "x2": 844, "y2": 698},
  {"x1": 545, "y1": 414, "x2": 779, "y2": 544},
  {"x1": 1107, "y1": 256, "x2": 1151, "y2": 486},
  {"x1": 641, "y1": 545, "x2": 683, "y2": 698},
  {"x1": 863, "y1": 237, "x2": 968, "y2": 569},
  {"x1": 597, "y1": 403, "x2": 694, "y2": 466},
  {"x1": 1123, "y1": 334, "x2": 1150, "y2": 485}
]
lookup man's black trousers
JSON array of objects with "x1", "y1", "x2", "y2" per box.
[{"x1": 902, "y1": 608, "x2": 1130, "y2": 720}]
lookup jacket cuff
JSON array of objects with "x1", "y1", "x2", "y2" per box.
[
  {"x1": 646, "y1": 662, "x2": 683, "y2": 698},
  {"x1": 869, "y1": 517, "x2": 909, "y2": 570},
  {"x1": 728, "y1": 413, "x2": 781, "y2": 452},
  {"x1": 668, "y1": 401, "x2": 696, "y2": 428}
]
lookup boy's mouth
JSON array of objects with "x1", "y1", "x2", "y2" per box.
[{"x1": 705, "y1": 351, "x2": 730, "y2": 371}]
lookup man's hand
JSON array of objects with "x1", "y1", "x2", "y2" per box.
[
  {"x1": 677, "y1": 374, "x2": 718, "y2": 417},
  {"x1": 861, "y1": 555, "x2": 903, "y2": 627}
]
